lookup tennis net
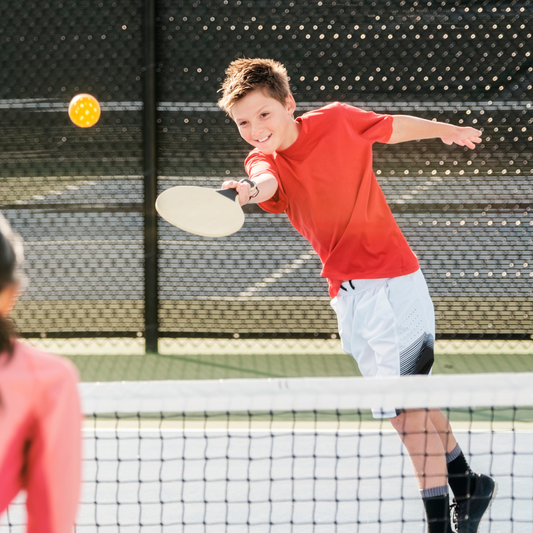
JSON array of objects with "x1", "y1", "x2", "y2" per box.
[{"x1": 3, "y1": 372, "x2": 533, "y2": 532}]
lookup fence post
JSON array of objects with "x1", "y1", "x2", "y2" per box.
[{"x1": 143, "y1": 0, "x2": 159, "y2": 353}]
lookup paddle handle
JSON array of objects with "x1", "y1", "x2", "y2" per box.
[
  {"x1": 217, "y1": 179, "x2": 257, "y2": 202},
  {"x1": 216, "y1": 188, "x2": 239, "y2": 201}
]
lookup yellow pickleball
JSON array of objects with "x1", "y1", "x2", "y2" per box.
[{"x1": 68, "y1": 94, "x2": 101, "y2": 128}]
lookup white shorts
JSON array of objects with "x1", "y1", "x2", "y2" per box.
[{"x1": 330, "y1": 269, "x2": 435, "y2": 418}]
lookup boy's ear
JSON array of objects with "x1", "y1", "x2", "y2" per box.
[{"x1": 285, "y1": 93, "x2": 296, "y2": 115}]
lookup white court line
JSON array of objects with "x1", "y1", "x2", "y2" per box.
[
  {"x1": 24, "y1": 240, "x2": 143, "y2": 245},
  {"x1": 6, "y1": 175, "x2": 141, "y2": 180},
  {"x1": 238, "y1": 250, "x2": 317, "y2": 298},
  {"x1": 0, "y1": 99, "x2": 531, "y2": 112},
  {"x1": 0, "y1": 100, "x2": 143, "y2": 111},
  {"x1": 158, "y1": 101, "x2": 533, "y2": 112}
]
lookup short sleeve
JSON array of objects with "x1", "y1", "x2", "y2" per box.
[
  {"x1": 342, "y1": 104, "x2": 393, "y2": 144},
  {"x1": 244, "y1": 150, "x2": 289, "y2": 214}
]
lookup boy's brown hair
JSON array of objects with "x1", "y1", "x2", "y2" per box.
[{"x1": 217, "y1": 58, "x2": 291, "y2": 117}]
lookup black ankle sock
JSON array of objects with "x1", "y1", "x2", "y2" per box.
[
  {"x1": 447, "y1": 448, "x2": 476, "y2": 500},
  {"x1": 422, "y1": 494, "x2": 453, "y2": 533}
]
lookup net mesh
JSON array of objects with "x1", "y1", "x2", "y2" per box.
[
  {"x1": 0, "y1": 1, "x2": 530, "y2": 345},
  {"x1": 3, "y1": 373, "x2": 532, "y2": 532}
]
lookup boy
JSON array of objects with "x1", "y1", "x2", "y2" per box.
[{"x1": 217, "y1": 58, "x2": 495, "y2": 533}]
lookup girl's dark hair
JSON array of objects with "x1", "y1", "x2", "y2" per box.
[{"x1": 0, "y1": 214, "x2": 24, "y2": 360}]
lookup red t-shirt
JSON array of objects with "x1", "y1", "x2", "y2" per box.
[{"x1": 245, "y1": 102, "x2": 419, "y2": 298}]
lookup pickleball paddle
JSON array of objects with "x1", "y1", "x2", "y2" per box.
[{"x1": 156, "y1": 179, "x2": 256, "y2": 237}]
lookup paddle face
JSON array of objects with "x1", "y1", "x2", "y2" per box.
[{"x1": 156, "y1": 186, "x2": 244, "y2": 237}]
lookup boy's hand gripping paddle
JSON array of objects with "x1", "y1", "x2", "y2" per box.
[{"x1": 155, "y1": 179, "x2": 256, "y2": 237}]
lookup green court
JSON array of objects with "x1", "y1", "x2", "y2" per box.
[{"x1": 22, "y1": 338, "x2": 533, "y2": 382}]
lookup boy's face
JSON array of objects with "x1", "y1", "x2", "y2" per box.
[{"x1": 231, "y1": 89, "x2": 298, "y2": 154}]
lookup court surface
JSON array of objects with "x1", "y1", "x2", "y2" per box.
[{"x1": 21, "y1": 337, "x2": 533, "y2": 382}]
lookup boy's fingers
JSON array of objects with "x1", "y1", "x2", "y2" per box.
[
  {"x1": 236, "y1": 182, "x2": 251, "y2": 206},
  {"x1": 466, "y1": 127, "x2": 481, "y2": 137},
  {"x1": 221, "y1": 180, "x2": 251, "y2": 205}
]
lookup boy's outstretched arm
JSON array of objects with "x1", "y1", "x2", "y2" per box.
[{"x1": 387, "y1": 115, "x2": 482, "y2": 149}]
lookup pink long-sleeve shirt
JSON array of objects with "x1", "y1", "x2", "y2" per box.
[{"x1": 0, "y1": 341, "x2": 82, "y2": 532}]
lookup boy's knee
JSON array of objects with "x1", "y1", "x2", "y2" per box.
[
  {"x1": 389, "y1": 410, "x2": 406, "y2": 431},
  {"x1": 389, "y1": 408, "x2": 432, "y2": 435}
]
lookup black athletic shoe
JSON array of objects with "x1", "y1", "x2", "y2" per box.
[{"x1": 451, "y1": 473, "x2": 497, "y2": 533}]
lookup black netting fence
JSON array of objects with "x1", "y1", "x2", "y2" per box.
[{"x1": 1, "y1": 0, "x2": 532, "y2": 350}]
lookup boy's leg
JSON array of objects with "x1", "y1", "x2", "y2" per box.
[
  {"x1": 428, "y1": 408, "x2": 475, "y2": 497},
  {"x1": 428, "y1": 410, "x2": 497, "y2": 533},
  {"x1": 389, "y1": 409, "x2": 447, "y2": 490},
  {"x1": 389, "y1": 409, "x2": 452, "y2": 533},
  {"x1": 427, "y1": 408, "x2": 457, "y2": 455}
]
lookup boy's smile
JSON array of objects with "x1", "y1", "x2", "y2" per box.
[
  {"x1": 256, "y1": 134, "x2": 271, "y2": 143},
  {"x1": 231, "y1": 89, "x2": 300, "y2": 154}
]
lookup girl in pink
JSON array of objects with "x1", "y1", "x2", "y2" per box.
[{"x1": 0, "y1": 214, "x2": 82, "y2": 532}]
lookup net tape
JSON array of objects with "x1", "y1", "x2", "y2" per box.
[{"x1": 80, "y1": 372, "x2": 533, "y2": 414}]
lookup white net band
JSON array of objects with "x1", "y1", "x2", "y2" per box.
[{"x1": 80, "y1": 372, "x2": 533, "y2": 414}]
